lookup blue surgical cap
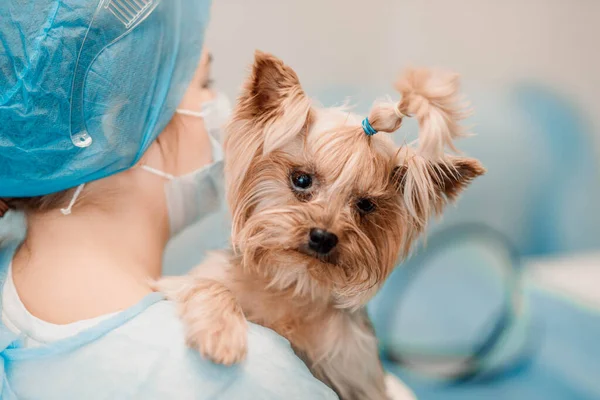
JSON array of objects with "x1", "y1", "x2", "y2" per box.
[{"x1": 0, "y1": 0, "x2": 212, "y2": 197}]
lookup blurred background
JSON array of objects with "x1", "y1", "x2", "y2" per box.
[{"x1": 165, "y1": 1, "x2": 600, "y2": 399}]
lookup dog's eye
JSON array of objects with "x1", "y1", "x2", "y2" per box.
[
  {"x1": 291, "y1": 171, "x2": 313, "y2": 190},
  {"x1": 356, "y1": 198, "x2": 376, "y2": 214}
]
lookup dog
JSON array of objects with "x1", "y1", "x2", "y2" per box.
[{"x1": 157, "y1": 51, "x2": 485, "y2": 399}]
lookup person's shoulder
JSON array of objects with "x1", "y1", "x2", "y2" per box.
[{"x1": 112, "y1": 300, "x2": 338, "y2": 400}]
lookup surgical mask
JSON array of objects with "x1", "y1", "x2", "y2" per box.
[
  {"x1": 140, "y1": 94, "x2": 231, "y2": 237},
  {"x1": 141, "y1": 139, "x2": 223, "y2": 237},
  {"x1": 175, "y1": 92, "x2": 232, "y2": 144}
]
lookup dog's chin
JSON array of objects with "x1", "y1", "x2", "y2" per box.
[{"x1": 297, "y1": 245, "x2": 339, "y2": 266}]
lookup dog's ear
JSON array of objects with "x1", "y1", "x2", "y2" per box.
[
  {"x1": 436, "y1": 157, "x2": 485, "y2": 200},
  {"x1": 392, "y1": 155, "x2": 485, "y2": 225},
  {"x1": 238, "y1": 51, "x2": 302, "y2": 117},
  {"x1": 225, "y1": 52, "x2": 311, "y2": 236},
  {"x1": 235, "y1": 51, "x2": 311, "y2": 154}
]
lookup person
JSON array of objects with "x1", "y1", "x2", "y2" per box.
[{"x1": 0, "y1": 1, "x2": 337, "y2": 398}]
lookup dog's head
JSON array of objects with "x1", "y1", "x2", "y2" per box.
[{"x1": 224, "y1": 51, "x2": 484, "y2": 309}]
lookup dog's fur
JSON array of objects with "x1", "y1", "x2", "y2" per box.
[{"x1": 157, "y1": 51, "x2": 484, "y2": 399}]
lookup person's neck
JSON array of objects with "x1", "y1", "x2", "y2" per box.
[{"x1": 11, "y1": 204, "x2": 169, "y2": 324}]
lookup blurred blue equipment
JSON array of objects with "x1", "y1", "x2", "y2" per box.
[
  {"x1": 0, "y1": 0, "x2": 210, "y2": 197},
  {"x1": 371, "y1": 224, "x2": 534, "y2": 383},
  {"x1": 369, "y1": 222, "x2": 600, "y2": 399}
]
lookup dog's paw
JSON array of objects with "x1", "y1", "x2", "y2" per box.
[
  {"x1": 186, "y1": 310, "x2": 248, "y2": 365},
  {"x1": 176, "y1": 279, "x2": 248, "y2": 366}
]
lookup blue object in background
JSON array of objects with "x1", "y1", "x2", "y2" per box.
[
  {"x1": 365, "y1": 223, "x2": 600, "y2": 399},
  {"x1": 381, "y1": 287, "x2": 600, "y2": 399},
  {"x1": 512, "y1": 84, "x2": 600, "y2": 255},
  {"x1": 369, "y1": 225, "x2": 531, "y2": 382}
]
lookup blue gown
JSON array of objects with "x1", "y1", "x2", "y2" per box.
[{"x1": 0, "y1": 237, "x2": 337, "y2": 399}]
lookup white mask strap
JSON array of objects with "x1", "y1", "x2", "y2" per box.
[
  {"x1": 176, "y1": 108, "x2": 206, "y2": 118},
  {"x1": 60, "y1": 183, "x2": 86, "y2": 215},
  {"x1": 140, "y1": 165, "x2": 175, "y2": 180}
]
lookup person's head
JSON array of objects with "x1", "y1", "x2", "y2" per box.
[
  {"x1": 1, "y1": 49, "x2": 219, "y2": 239},
  {"x1": 0, "y1": 0, "x2": 219, "y2": 242}
]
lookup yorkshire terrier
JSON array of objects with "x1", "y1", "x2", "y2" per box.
[{"x1": 157, "y1": 51, "x2": 485, "y2": 399}]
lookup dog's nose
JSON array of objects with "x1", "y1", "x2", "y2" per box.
[{"x1": 308, "y1": 228, "x2": 338, "y2": 255}]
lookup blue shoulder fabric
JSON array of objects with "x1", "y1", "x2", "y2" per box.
[
  {"x1": 0, "y1": 214, "x2": 337, "y2": 399},
  {"x1": 0, "y1": 222, "x2": 22, "y2": 399}
]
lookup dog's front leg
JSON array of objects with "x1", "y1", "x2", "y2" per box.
[
  {"x1": 155, "y1": 252, "x2": 248, "y2": 365},
  {"x1": 302, "y1": 309, "x2": 389, "y2": 400}
]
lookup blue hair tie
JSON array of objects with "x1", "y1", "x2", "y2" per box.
[{"x1": 362, "y1": 118, "x2": 377, "y2": 136}]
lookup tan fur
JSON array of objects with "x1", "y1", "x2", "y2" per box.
[{"x1": 158, "y1": 51, "x2": 485, "y2": 399}]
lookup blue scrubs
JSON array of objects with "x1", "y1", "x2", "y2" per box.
[{"x1": 0, "y1": 240, "x2": 337, "y2": 400}]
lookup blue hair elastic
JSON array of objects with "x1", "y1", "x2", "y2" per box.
[{"x1": 362, "y1": 118, "x2": 378, "y2": 136}]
